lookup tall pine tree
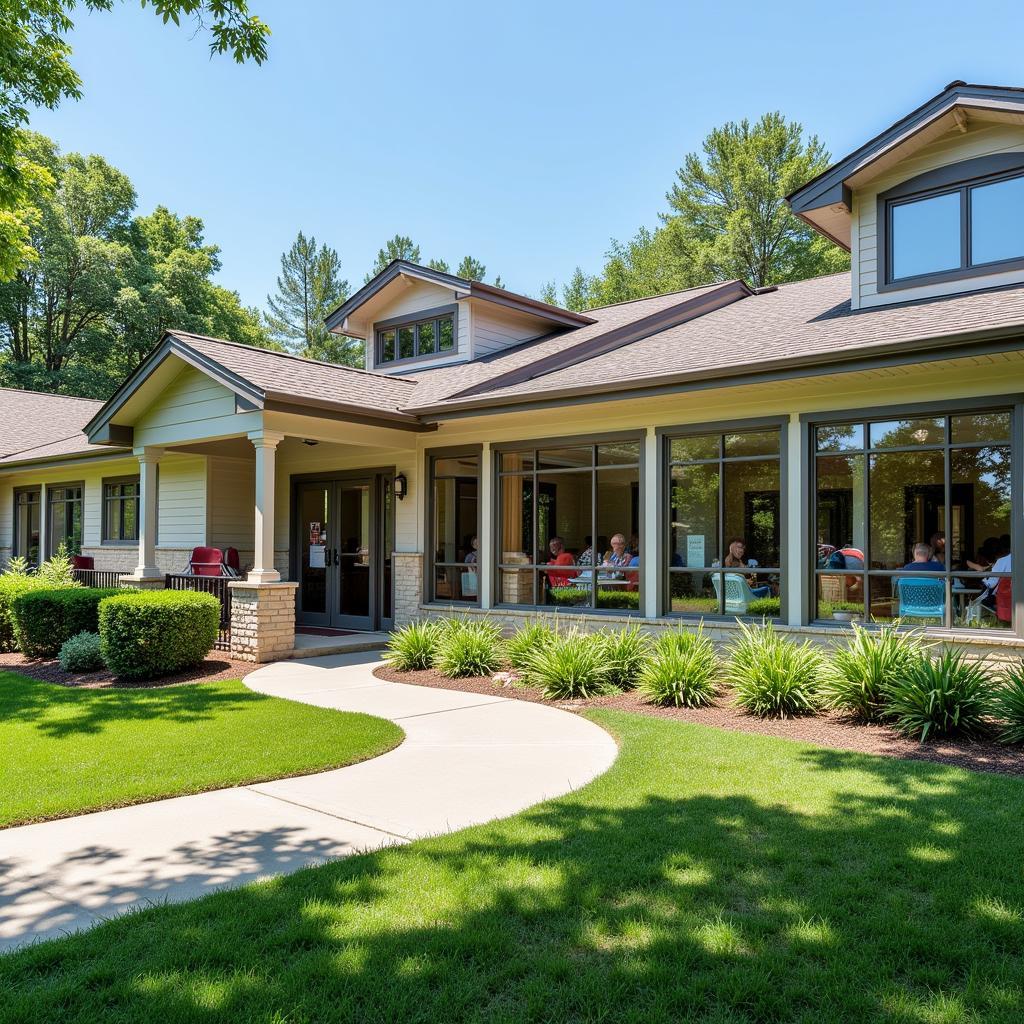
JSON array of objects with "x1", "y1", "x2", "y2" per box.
[{"x1": 265, "y1": 231, "x2": 359, "y2": 366}]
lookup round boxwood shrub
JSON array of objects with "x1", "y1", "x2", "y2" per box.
[
  {"x1": 99, "y1": 590, "x2": 221, "y2": 681},
  {"x1": 58, "y1": 631, "x2": 105, "y2": 673},
  {"x1": 12, "y1": 587, "x2": 120, "y2": 658}
]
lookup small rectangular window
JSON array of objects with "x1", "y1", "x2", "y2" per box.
[
  {"x1": 47, "y1": 483, "x2": 83, "y2": 557},
  {"x1": 869, "y1": 417, "x2": 945, "y2": 448},
  {"x1": 380, "y1": 329, "x2": 395, "y2": 362},
  {"x1": 398, "y1": 326, "x2": 415, "y2": 360},
  {"x1": 890, "y1": 191, "x2": 962, "y2": 280},
  {"x1": 14, "y1": 488, "x2": 41, "y2": 564},
  {"x1": 103, "y1": 478, "x2": 140, "y2": 543},
  {"x1": 438, "y1": 316, "x2": 455, "y2": 351},
  {"x1": 816, "y1": 423, "x2": 864, "y2": 452},
  {"x1": 417, "y1": 320, "x2": 436, "y2": 355}
]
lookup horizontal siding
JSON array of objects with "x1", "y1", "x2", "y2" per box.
[
  {"x1": 157, "y1": 455, "x2": 207, "y2": 549},
  {"x1": 207, "y1": 456, "x2": 255, "y2": 552},
  {"x1": 856, "y1": 122, "x2": 1024, "y2": 307},
  {"x1": 135, "y1": 365, "x2": 236, "y2": 432},
  {"x1": 472, "y1": 305, "x2": 546, "y2": 357}
]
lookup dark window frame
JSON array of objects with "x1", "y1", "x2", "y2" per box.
[
  {"x1": 804, "y1": 396, "x2": 1021, "y2": 636},
  {"x1": 425, "y1": 445, "x2": 483, "y2": 607},
  {"x1": 493, "y1": 431, "x2": 645, "y2": 616},
  {"x1": 12, "y1": 486, "x2": 42, "y2": 564},
  {"x1": 878, "y1": 153, "x2": 1024, "y2": 292},
  {"x1": 102, "y1": 475, "x2": 141, "y2": 545},
  {"x1": 45, "y1": 480, "x2": 84, "y2": 559},
  {"x1": 375, "y1": 304, "x2": 458, "y2": 368},
  {"x1": 659, "y1": 417, "x2": 787, "y2": 622}
]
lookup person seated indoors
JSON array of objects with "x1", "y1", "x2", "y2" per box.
[
  {"x1": 902, "y1": 542, "x2": 945, "y2": 572},
  {"x1": 463, "y1": 535, "x2": 479, "y2": 567},
  {"x1": 601, "y1": 533, "x2": 632, "y2": 574},
  {"x1": 544, "y1": 536, "x2": 577, "y2": 588},
  {"x1": 576, "y1": 535, "x2": 595, "y2": 568},
  {"x1": 981, "y1": 536, "x2": 1012, "y2": 613},
  {"x1": 723, "y1": 537, "x2": 771, "y2": 598},
  {"x1": 929, "y1": 531, "x2": 947, "y2": 566},
  {"x1": 966, "y1": 536, "x2": 1000, "y2": 572}
]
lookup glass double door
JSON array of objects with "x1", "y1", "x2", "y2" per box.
[{"x1": 296, "y1": 474, "x2": 393, "y2": 631}]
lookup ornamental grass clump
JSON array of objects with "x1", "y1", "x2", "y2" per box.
[
  {"x1": 596, "y1": 625, "x2": 650, "y2": 691},
  {"x1": 638, "y1": 627, "x2": 719, "y2": 708},
  {"x1": 822, "y1": 621, "x2": 930, "y2": 722},
  {"x1": 384, "y1": 620, "x2": 441, "y2": 671},
  {"x1": 883, "y1": 649, "x2": 994, "y2": 742},
  {"x1": 993, "y1": 661, "x2": 1024, "y2": 745},
  {"x1": 524, "y1": 629, "x2": 611, "y2": 700},
  {"x1": 503, "y1": 621, "x2": 558, "y2": 681},
  {"x1": 433, "y1": 618, "x2": 504, "y2": 678},
  {"x1": 726, "y1": 620, "x2": 823, "y2": 718}
]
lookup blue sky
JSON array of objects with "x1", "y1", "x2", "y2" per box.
[{"x1": 29, "y1": 0, "x2": 1024, "y2": 310}]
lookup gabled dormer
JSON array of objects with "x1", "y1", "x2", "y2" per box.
[
  {"x1": 324, "y1": 261, "x2": 595, "y2": 373},
  {"x1": 789, "y1": 81, "x2": 1024, "y2": 310}
]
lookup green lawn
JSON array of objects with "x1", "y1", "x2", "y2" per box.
[
  {"x1": 0, "y1": 672, "x2": 403, "y2": 827},
  {"x1": 3, "y1": 711, "x2": 1023, "y2": 1022}
]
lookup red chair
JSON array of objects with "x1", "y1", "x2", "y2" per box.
[
  {"x1": 187, "y1": 546, "x2": 225, "y2": 577},
  {"x1": 996, "y1": 576, "x2": 1012, "y2": 625},
  {"x1": 224, "y1": 547, "x2": 241, "y2": 577},
  {"x1": 72, "y1": 555, "x2": 95, "y2": 570}
]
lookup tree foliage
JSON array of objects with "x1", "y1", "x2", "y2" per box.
[
  {"x1": 0, "y1": 1, "x2": 269, "y2": 278},
  {"x1": 265, "y1": 230, "x2": 359, "y2": 365},
  {"x1": 366, "y1": 234, "x2": 502, "y2": 289},
  {"x1": 0, "y1": 131, "x2": 270, "y2": 398}
]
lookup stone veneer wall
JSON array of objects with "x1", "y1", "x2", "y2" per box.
[
  {"x1": 393, "y1": 552, "x2": 423, "y2": 627},
  {"x1": 80, "y1": 547, "x2": 193, "y2": 575},
  {"x1": 229, "y1": 581, "x2": 298, "y2": 662}
]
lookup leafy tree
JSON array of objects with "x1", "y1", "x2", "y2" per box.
[
  {"x1": 367, "y1": 234, "x2": 421, "y2": 280},
  {"x1": 0, "y1": 1, "x2": 269, "y2": 279},
  {"x1": 0, "y1": 132, "x2": 271, "y2": 398},
  {"x1": 426, "y1": 258, "x2": 450, "y2": 273},
  {"x1": 456, "y1": 255, "x2": 486, "y2": 282},
  {"x1": 662, "y1": 112, "x2": 848, "y2": 289},
  {"x1": 561, "y1": 266, "x2": 598, "y2": 312},
  {"x1": 265, "y1": 230, "x2": 358, "y2": 365},
  {"x1": 537, "y1": 280, "x2": 559, "y2": 305}
]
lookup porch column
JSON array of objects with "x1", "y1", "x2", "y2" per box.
[
  {"x1": 134, "y1": 447, "x2": 163, "y2": 579},
  {"x1": 642, "y1": 427, "x2": 659, "y2": 618},
  {"x1": 479, "y1": 442, "x2": 493, "y2": 609},
  {"x1": 248, "y1": 430, "x2": 285, "y2": 583}
]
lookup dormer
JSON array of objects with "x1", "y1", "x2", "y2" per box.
[
  {"x1": 788, "y1": 81, "x2": 1024, "y2": 310},
  {"x1": 324, "y1": 260, "x2": 595, "y2": 373}
]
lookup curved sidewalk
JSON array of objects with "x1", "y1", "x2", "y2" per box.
[{"x1": 0, "y1": 652, "x2": 617, "y2": 952}]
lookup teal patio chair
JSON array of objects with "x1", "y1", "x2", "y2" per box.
[
  {"x1": 895, "y1": 576, "x2": 945, "y2": 623},
  {"x1": 712, "y1": 572, "x2": 759, "y2": 615}
]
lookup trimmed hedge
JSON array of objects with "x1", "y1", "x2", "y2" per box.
[
  {"x1": 11, "y1": 587, "x2": 120, "y2": 658},
  {"x1": 99, "y1": 590, "x2": 221, "y2": 681},
  {"x1": 0, "y1": 574, "x2": 41, "y2": 652}
]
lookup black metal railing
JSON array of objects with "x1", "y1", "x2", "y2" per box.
[
  {"x1": 72, "y1": 568, "x2": 125, "y2": 589},
  {"x1": 165, "y1": 573, "x2": 233, "y2": 651}
]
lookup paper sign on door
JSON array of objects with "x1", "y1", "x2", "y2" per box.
[
  {"x1": 309, "y1": 544, "x2": 326, "y2": 569},
  {"x1": 309, "y1": 522, "x2": 321, "y2": 545}
]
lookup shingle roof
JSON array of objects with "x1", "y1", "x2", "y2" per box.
[
  {"x1": 414, "y1": 274, "x2": 1024, "y2": 410},
  {"x1": 405, "y1": 282, "x2": 739, "y2": 409},
  {"x1": 0, "y1": 389, "x2": 114, "y2": 465},
  {"x1": 166, "y1": 332, "x2": 419, "y2": 419}
]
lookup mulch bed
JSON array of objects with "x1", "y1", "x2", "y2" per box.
[
  {"x1": 373, "y1": 664, "x2": 1024, "y2": 778},
  {"x1": 0, "y1": 651, "x2": 254, "y2": 689}
]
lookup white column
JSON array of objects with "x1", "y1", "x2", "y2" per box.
[
  {"x1": 642, "y1": 427, "x2": 659, "y2": 618},
  {"x1": 38, "y1": 483, "x2": 47, "y2": 564},
  {"x1": 786, "y1": 413, "x2": 807, "y2": 626},
  {"x1": 249, "y1": 430, "x2": 284, "y2": 583},
  {"x1": 134, "y1": 448, "x2": 163, "y2": 578},
  {"x1": 479, "y1": 442, "x2": 493, "y2": 609}
]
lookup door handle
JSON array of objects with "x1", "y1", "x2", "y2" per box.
[{"x1": 333, "y1": 548, "x2": 340, "y2": 566}]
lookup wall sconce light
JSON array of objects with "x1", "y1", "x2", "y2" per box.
[{"x1": 394, "y1": 473, "x2": 408, "y2": 501}]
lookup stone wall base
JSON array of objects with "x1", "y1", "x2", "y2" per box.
[
  {"x1": 229, "y1": 581, "x2": 299, "y2": 663},
  {"x1": 393, "y1": 552, "x2": 423, "y2": 627}
]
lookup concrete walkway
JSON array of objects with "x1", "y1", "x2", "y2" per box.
[{"x1": 0, "y1": 653, "x2": 617, "y2": 952}]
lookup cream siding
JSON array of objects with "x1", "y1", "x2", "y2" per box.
[
  {"x1": 207, "y1": 455, "x2": 256, "y2": 567},
  {"x1": 470, "y1": 303, "x2": 548, "y2": 358},
  {"x1": 854, "y1": 122, "x2": 1024, "y2": 309}
]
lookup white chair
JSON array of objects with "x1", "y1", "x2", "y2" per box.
[{"x1": 711, "y1": 572, "x2": 759, "y2": 615}]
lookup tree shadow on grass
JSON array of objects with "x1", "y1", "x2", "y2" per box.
[
  {"x1": 4, "y1": 726, "x2": 1024, "y2": 1023},
  {"x1": 0, "y1": 676, "x2": 268, "y2": 740}
]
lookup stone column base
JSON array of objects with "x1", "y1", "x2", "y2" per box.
[
  {"x1": 118, "y1": 575, "x2": 166, "y2": 591},
  {"x1": 392, "y1": 552, "x2": 423, "y2": 627},
  {"x1": 228, "y1": 581, "x2": 299, "y2": 663}
]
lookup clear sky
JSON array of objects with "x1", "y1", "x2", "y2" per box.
[{"x1": 28, "y1": 0, "x2": 1024, "y2": 310}]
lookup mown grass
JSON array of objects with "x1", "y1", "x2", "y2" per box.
[
  {"x1": 0, "y1": 672, "x2": 403, "y2": 827},
  {"x1": 3, "y1": 710, "x2": 1023, "y2": 1022}
]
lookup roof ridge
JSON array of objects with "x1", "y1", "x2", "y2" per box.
[
  {"x1": 0, "y1": 386, "x2": 104, "y2": 405},
  {"x1": 582, "y1": 280, "x2": 739, "y2": 312},
  {"x1": 167, "y1": 331, "x2": 417, "y2": 387}
]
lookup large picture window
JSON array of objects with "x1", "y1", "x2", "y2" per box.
[
  {"x1": 13, "y1": 488, "x2": 41, "y2": 565},
  {"x1": 47, "y1": 483, "x2": 83, "y2": 557},
  {"x1": 666, "y1": 426, "x2": 783, "y2": 619},
  {"x1": 103, "y1": 477, "x2": 139, "y2": 543},
  {"x1": 813, "y1": 408, "x2": 1013, "y2": 630},
  {"x1": 429, "y1": 450, "x2": 480, "y2": 604},
  {"x1": 497, "y1": 438, "x2": 641, "y2": 612},
  {"x1": 882, "y1": 157, "x2": 1024, "y2": 288}
]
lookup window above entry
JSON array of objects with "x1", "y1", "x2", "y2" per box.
[
  {"x1": 375, "y1": 305, "x2": 457, "y2": 366},
  {"x1": 880, "y1": 153, "x2": 1024, "y2": 291}
]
